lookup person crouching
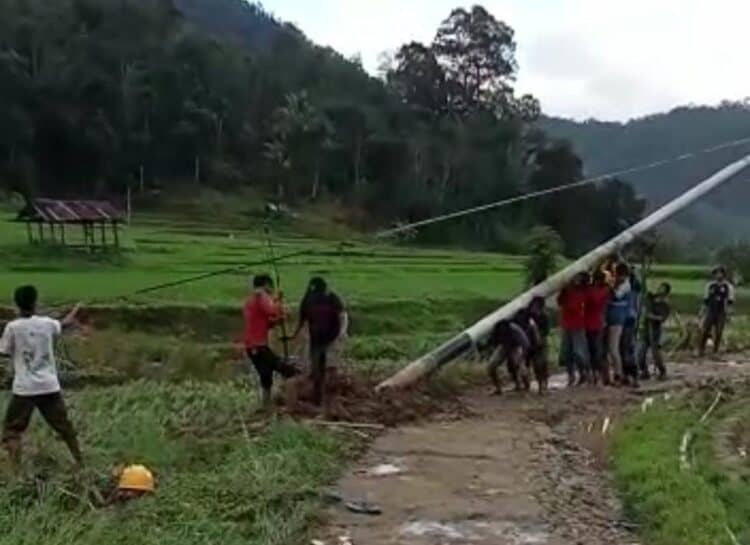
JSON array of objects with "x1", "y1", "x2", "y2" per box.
[{"x1": 487, "y1": 319, "x2": 531, "y2": 394}]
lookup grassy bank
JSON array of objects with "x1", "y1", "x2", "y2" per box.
[
  {"x1": 612, "y1": 394, "x2": 750, "y2": 545},
  {"x1": 0, "y1": 382, "x2": 344, "y2": 545}
]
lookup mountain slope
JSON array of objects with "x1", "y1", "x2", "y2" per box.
[
  {"x1": 539, "y1": 103, "x2": 750, "y2": 241},
  {"x1": 173, "y1": 0, "x2": 297, "y2": 50}
]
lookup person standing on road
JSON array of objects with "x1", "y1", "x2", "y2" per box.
[
  {"x1": 606, "y1": 264, "x2": 631, "y2": 386},
  {"x1": 638, "y1": 282, "x2": 672, "y2": 380},
  {"x1": 244, "y1": 274, "x2": 298, "y2": 412},
  {"x1": 585, "y1": 271, "x2": 610, "y2": 385},
  {"x1": 526, "y1": 297, "x2": 550, "y2": 394},
  {"x1": 620, "y1": 267, "x2": 642, "y2": 387},
  {"x1": 487, "y1": 319, "x2": 531, "y2": 394},
  {"x1": 291, "y1": 277, "x2": 348, "y2": 407},
  {"x1": 0, "y1": 285, "x2": 84, "y2": 470},
  {"x1": 699, "y1": 266, "x2": 735, "y2": 357},
  {"x1": 557, "y1": 273, "x2": 590, "y2": 386}
]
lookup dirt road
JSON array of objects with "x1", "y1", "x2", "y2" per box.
[{"x1": 322, "y1": 359, "x2": 750, "y2": 545}]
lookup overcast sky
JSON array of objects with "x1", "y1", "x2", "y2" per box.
[{"x1": 261, "y1": 0, "x2": 749, "y2": 122}]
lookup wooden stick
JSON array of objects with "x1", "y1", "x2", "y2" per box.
[
  {"x1": 307, "y1": 420, "x2": 385, "y2": 431},
  {"x1": 699, "y1": 391, "x2": 722, "y2": 424}
]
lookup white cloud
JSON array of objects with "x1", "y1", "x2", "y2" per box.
[{"x1": 262, "y1": 0, "x2": 750, "y2": 121}]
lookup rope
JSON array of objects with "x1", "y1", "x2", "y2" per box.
[
  {"x1": 375, "y1": 135, "x2": 750, "y2": 239},
  {"x1": 262, "y1": 224, "x2": 291, "y2": 361},
  {"x1": 47, "y1": 248, "x2": 311, "y2": 311}
]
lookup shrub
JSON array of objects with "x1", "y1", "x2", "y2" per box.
[{"x1": 523, "y1": 226, "x2": 563, "y2": 286}]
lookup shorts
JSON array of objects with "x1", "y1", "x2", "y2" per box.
[
  {"x1": 2, "y1": 392, "x2": 77, "y2": 444},
  {"x1": 247, "y1": 346, "x2": 297, "y2": 390}
]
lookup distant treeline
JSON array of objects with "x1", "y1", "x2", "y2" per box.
[{"x1": 0, "y1": 0, "x2": 643, "y2": 254}]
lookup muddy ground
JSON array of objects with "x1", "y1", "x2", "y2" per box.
[{"x1": 317, "y1": 358, "x2": 750, "y2": 545}]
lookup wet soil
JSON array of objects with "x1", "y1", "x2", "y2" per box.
[{"x1": 318, "y1": 358, "x2": 750, "y2": 545}]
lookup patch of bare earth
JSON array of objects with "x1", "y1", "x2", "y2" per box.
[{"x1": 318, "y1": 358, "x2": 750, "y2": 545}]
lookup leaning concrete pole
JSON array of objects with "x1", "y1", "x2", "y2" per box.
[{"x1": 377, "y1": 154, "x2": 750, "y2": 391}]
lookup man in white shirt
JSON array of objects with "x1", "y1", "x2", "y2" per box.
[{"x1": 0, "y1": 285, "x2": 83, "y2": 469}]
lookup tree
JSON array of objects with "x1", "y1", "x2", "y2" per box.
[
  {"x1": 265, "y1": 91, "x2": 332, "y2": 200},
  {"x1": 524, "y1": 226, "x2": 563, "y2": 286},
  {"x1": 387, "y1": 42, "x2": 447, "y2": 119},
  {"x1": 0, "y1": 0, "x2": 644, "y2": 255},
  {"x1": 433, "y1": 5, "x2": 518, "y2": 117},
  {"x1": 717, "y1": 241, "x2": 750, "y2": 285},
  {"x1": 326, "y1": 103, "x2": 373, "y2": 190}
]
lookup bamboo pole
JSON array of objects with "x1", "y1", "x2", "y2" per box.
[{"x1": 377, "y1": 154, "x2": 750, "y2": 391}]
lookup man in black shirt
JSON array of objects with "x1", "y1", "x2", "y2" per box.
[
  {"x1": 700, "y1": 266, "x2": 735, "y2": 357},
  {"x1": 525, "y1": 297, "x2": 550, "y2": 394},
  {"x1": 638, "y1": 282, "x2": 671, "y2": 380},
  {"x1": 487, "y1": 318, "x2": 531, "y2": 394},
  {"x1": 292, "y1": 277, "x2": 347, "y2": 406}
]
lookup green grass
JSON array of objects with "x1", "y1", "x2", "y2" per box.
[
  {"x1": 692, "y1": 398, "x2": 750, "y2": 544},
  {"x1": 2, "y1": 211, "x2": 734, "y2": 308},
  {"x1": 0, "y1": 382, "x2": 344, "y2": 545},
  {"x1": 1, "y1": 195, "x2": 747, "y2": 545},
  {"x1": 612, "y1": 397, "x2": 745, "y2": 545},
  {"x1": 3, "y1": 205, "x2": 745, "y2": 387}
]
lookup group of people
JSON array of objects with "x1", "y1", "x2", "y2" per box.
[
  {"x1": 487, "y1": 260, "x2": 738, "y2": 394},
  {"x1": 0, "y1": 275, "x2": 347, "y2": 469},
  {"x1": 0, "y1": 262, "x2": 737, "y2": 469},
  {"x1": 243, "y1": 274, "x2": 348, "y2": 412},
  {"x1": 557, "y1": 261, "x2": 671, "y2": 388},
  {"x1": 487, "y1": 257, "x2": 674, "y2": 394}
]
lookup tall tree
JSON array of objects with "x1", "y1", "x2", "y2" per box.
[
  {"x1": 433, "y1": 5, "x2": 518, "y2": 117},
  {"x1": 387, "y1": 42, "x2": 447, "y2": 119}
]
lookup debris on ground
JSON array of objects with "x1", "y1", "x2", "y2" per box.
[
  {"x1": 362, "y1": 463, "x2": 404, "y2": 477},
  {"x1": 344, "y1": 500, "x2": 382, "y2": 515},
  {"x1": 534, "y1": 432, "x2": 640, "y2": 544},
  {"x1": 281, "y1": 365, "x2": 470, "y2": 426}
]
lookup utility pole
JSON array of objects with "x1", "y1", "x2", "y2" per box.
[{"x1": 377, "y1": 153, "x2": 750, "y2": 391}]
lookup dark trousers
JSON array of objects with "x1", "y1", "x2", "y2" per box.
[
  {"x1": 639, "y1": 323, "x2": 665, "y2": 379},
  {"x1": 529, "y1": 342, "x2": 549, "y2": 393},
  {"x1": 3, "y1": 392, "x2": 82, "y2": 464},
  {"x1": 247, "y1": 346, "x2": 297, "y2": 391},
  {"x1": 586, "y1": 329, "x2": 605, "y2": 374},
  {"x1": 700, "y1": 312, "x2": 727, "y2": 355},
  {"x1": 620, "y1": 320, "x2": 638, "y2": 379},
  {"x1": 309, "y1": 340, "x2": 333, "y2": 406},
  {"x1": 488, "y1": 345, "x2": 528, "y2": 392}
]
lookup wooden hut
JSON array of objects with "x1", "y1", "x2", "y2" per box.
[{"x1": 17, "y1": 199, "x2": 124, "y2": 250}]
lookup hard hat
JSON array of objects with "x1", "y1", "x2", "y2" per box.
[{"x1": 118, "y1": 464, "x2": 155, "y2": 493}]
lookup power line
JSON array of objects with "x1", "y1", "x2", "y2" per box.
[
  {"x1": 49, "y1": 248, "x2": 312, "y2": 310},
  {"x1": 374, "y1": 135, "x2": 750, "y2": 239},
  {"x1": 48, "y1": 134, "x2": 750, "y2": 307}
]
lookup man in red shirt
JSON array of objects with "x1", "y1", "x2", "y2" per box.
[
  {"x1": 585, "y1": 270, "x2": 610, "y2": 385},
  {"x1": 244, "y1": 274, "x2": 297, "y2": 411},
  {"x1": 557, "y1": 272, "x2": 590, "y2": 386}
]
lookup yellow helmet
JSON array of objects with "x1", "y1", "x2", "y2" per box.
[{"x1": 118, "y1": 464, "x2": 155, "y2": 493}]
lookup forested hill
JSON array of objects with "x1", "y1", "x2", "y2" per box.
[
  {"x1": 0, "y1": 0, "x2": 643, "y2": 254},
  {"x1": 539, "y1": 104, "x2": 750, "y2": 241},
  {"x1": 174, "y1": 0, "x2": 294, "y2": 51}
]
